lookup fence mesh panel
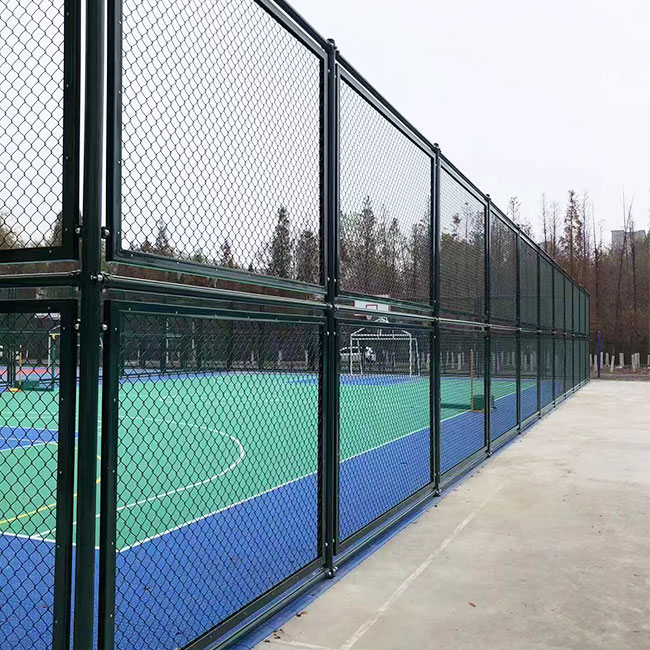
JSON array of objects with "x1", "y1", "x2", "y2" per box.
[
  {"x1": 114, "y1": 0, "x2": 323, "y2": 284},
  {"x1": 564, "y1": 276, "x2": 572, "y2": 333},
  {"x1": 0, "y1": 309, "x2": 66, "y2": 649},
  {"x1": 339, "y1": 81, "x2": 432, "y2": 304},
  {"x1": 571, "y1": 339, "x2": 580, "y2": 387},
  {"x1": 520, "y1": 242, "x2": 538, "y2": 328},
  {"x1": 573, "y1": 286, "x2": 580, "y2": 336},
  {"x1": 489, "y1": 216, "x2": 517, "y2": 325},
  {"x1": 439, "y1": 170, "x2": 485, "y2": 320},
  {"x1": 554, "y1": 335, "x2": 565, "y2": 398},
  {"x1": 490, "y1": 330, "x2": 518, "y2": 440},
  {"x1": 566, "y1": 335, "x2": 573, "y2": 392},
  {"x1": 539, "y1": 258, "x2": 553, "y2": 330},
  {"x1": 109, "y1": 311, "x2": 321, "y2": 649},
  {"x1": 554, "y1": 268, "x2": 564, "y2": 331},
  {"x1": 0, "y1": 0, "x2": 71, "y2": 253},
  {"x1": 520, "y1": 334, "x2": 538, "y2": 421},
  {"x1": 338, "y1": 323, "x2": 430, "y2": 540},
  {"x1": 540, "y1": 336, "x2": 554, "y2": 407},
  {"x1": 440, "y1": 327, "x2": 485, "y2": 474}
]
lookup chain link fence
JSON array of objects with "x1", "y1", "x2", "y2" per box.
[
  {"x1": 0, "y1": 302, "x2": 76, "y2": 650},
  {"x1": 490, "y1": 330, "x2": 518, "y2": 442},
  {"x1": 0, "y1": 0, "x2": 79, "y2": 262},
  {"x1": 520, "y1": 333, "x2": 539, "y2": 422},
  {"x1": 489, "y1": 213, "x2": 517, "y2": 325},
  {"x1": 520, "y1": 240, "x2": 538, "y2": 329},
  {"x1": 103, "y1": 308, "x2": 322, "y2": 649},
  {"x1": 1, "y1": 0, "x2": 590, "y2": 648},
  {"x1": 339, "y1": 79, "x2": 432, "y2": 305},
  {"x1": 439, "y1": 169, "x2": 485, "y2": 320}
]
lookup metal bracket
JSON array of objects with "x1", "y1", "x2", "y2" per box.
[{"x1": 324, "y1": 566, "x2": 338, "y2": 579}]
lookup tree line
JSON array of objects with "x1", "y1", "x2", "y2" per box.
[
  {"x1": 4, "y1": 189, "x2": 645, "y2": 362},
  {"x1": 513, "y1": 190, "x2": 649, "y2": 358}
]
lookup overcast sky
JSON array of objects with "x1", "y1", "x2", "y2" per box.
[{"x1": 292, "y1": 0, "x2": 650, "y2": 242}]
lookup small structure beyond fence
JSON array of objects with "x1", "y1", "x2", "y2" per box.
[{"x1": 0, "y1": 1, "x2": 590, "y2": 649}]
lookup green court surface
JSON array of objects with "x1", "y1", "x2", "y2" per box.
[{"x1": 0, "y1": 372, "x2": 517, "y2": 550}]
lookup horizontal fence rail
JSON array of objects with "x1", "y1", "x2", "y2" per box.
[{"x1": 0, "y1": 0, "x2": 590, "y2": 648}]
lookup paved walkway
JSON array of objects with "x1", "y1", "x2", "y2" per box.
[{"x1": 255, "y1": 381, "x2": 650, "y2": 650}]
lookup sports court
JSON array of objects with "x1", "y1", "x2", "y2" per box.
[{"x1": 0, "y1": 339, "x2": 537, "y2": 649}]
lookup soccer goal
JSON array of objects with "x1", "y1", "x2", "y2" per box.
[{"x1": 344, "y1": 324, "x2": 420, "y2": 376}]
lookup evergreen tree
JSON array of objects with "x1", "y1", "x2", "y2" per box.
[
  {"x1": 152, "y1": 220, "x2": 175, "y2": 257},
  {"x1": 218, "y1": 239, "x2": 237, "y2": 269},
  {"x1": 0, "y1": 208, "x2": 21, "y2": 250},
  {"x1": 560, "y1": 190, "x2": 581, "y2": 276},
  {"x1": 357, "y1": 195, "x2": 377, "y2": 294},
  {"x1": 383, "y1": 216, "x2": 404, "y2": 296},
  {"x1": 267, "y1": 206, "x2": 293, "y2": 279},
  {"x1": 295, "y1": 229, "x2": 319, "y2": 284},
  {"x1": 46, "y1": 211, "x2": 64, "y2": 247},
  {"x1": 407, "y1": 217, "x2": 430, "y2": 303}
]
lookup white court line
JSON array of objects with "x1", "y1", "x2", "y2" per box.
[
  {"x1": 0, "y1": 440, "x2": 58, "y2": 453},
  {"x1": 32, "y1": 384, "x2": 530, "y2": 546},
  {"x1": 119, "y1": 400, "x2": 512, "y2": 553},
  {"x1": 118, "y1": 469, "x2": 317, "y2": 552},
  {"x1": 114, "y1": 417, "x2": 244, "y2": 514},
  {"x1": 118, "y1": 425, "x2": 431, "y2": 553},
  {"x1": 37, "y1": 416, "x2": 245, "y2": 541},
  {"x1": 339, "y1": 483, "x2": 504, "y2": 650},
  {"x1": 441, "y1": 381, "x2": 529, "y2": 426},
  {"x1": 0, "y1": 529, "x2": 56, "y2": 544}
]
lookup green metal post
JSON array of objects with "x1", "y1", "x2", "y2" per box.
[
  {"x1": 432, "y1": 145, "x2": 441, "y2": 491},
  {"x1": 484, "y1": 196, "x2": 492, "y2": 454},
  {"x1": 73, "y1": 0, "x2": 104, "y2": 645},
  {"x1": 551, "y1": 264, "x2": 556, "y2": 406},
  {"x1": 52, "y1": 304, "x2": 77, "y2": 650},
  {"x1": 516, "y1": 232, "x2": 521, "y2": 431},
  {"x1": 98, "y1": 301, "x2": 119, "y2": 650},
  {"x1": 536, "y1": 252, "x2": 541, "y2": 413},
  {"x1": 324, "y1": 38, "x2": 339, "y2": 576}
]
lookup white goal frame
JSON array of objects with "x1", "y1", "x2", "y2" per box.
[{"x1": 347, "y1": 326, "x2": 420, "y2": 376}]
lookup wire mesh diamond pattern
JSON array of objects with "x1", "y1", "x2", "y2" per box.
[
  {"x1": 111, "y1": 311, "x2": 321, "y2": 649},
  {"x1": 0, "y1": 310, "x2": 63, "y2": 649},
  {"x1": 439, "y1": 170, "x2": 485, "y2": 320},
  {"x1": 0, "y1": 1, "x2": 67, "y2": 251},
  {"x1": 116, "y1": 0, "x2": 323, "y2": 284},
  {"x1": 339, "y1": 81, "x2": 432, "y2": 304}
]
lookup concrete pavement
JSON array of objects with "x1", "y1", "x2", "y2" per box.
[{"x1": 254, "y1": 381, "x2": 650, "y2": 650}]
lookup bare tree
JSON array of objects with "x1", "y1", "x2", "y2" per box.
[
  {"x1": 613, "y1": 193, "x2": 632, "y2": 348},
  {"x1": 507, "y1": 196, "x2": 521, "y2": 224},
  {"x1": 628, "y1": 211, "x2": 639, "y2": 350},
  {"x1": 550, "y1": 200, "x2": 561, "y2": 257},
  {"x1": 540, "y1": 192, "x2": 548, "y2": 251}
]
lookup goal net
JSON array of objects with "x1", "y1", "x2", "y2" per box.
[{"x1": 344, "y1": 325, "x2": 420, "y2": 376}]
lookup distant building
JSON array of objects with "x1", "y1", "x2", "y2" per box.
[{"x1": 611, "y1": 229, "x2": 646, "y2": 251}]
